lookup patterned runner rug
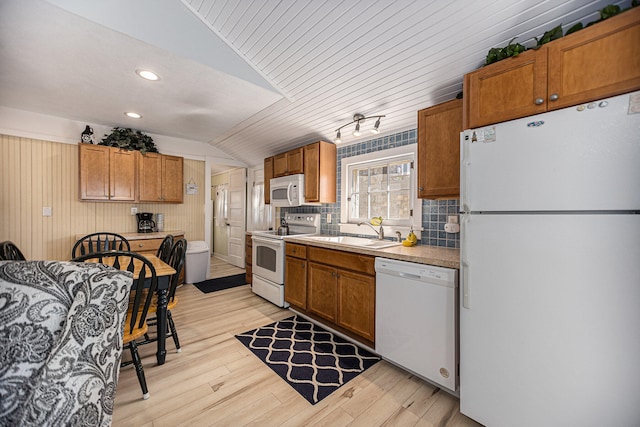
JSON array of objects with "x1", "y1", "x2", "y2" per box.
[{"x1": 235, "y1": 315, "x2": 380, "y2": 404}]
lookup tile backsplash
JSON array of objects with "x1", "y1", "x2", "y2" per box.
[{"x1": 282, "y1": 129, "x2": 460, "y2": 248}]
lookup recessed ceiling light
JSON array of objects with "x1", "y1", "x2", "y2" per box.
[
  {"x1": 125, "y1": 112, "x2": 142, "y2": 119},
  {"x1": 135, "y1": 69, "x2": 159, "y2": 81}
]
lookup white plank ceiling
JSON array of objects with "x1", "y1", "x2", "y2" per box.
[{"x1": 0, "y1": 0, "x2": 632, "y2": 167}]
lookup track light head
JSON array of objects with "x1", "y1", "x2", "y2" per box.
[
  {"x1": 334, "y1": 129, "x2": 342, "y2": 144},
  {"x1": 353, "y1": 121, "x2": 361, "y2": 136},
  {"x1": 371, "y1": 117, "x2": 381, "y2": 134}
]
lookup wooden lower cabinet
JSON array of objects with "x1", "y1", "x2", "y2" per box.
[
  {"x1": 284, "y1": 242, "x2": 307, "y2": 309},
  {"x1": 126, "y1": 232, "x2": 185, "y2": 284},
  {"x1": 307, "y1": 262, "x2": 338, "y2": 322},
  {"x1": 286, "y1": 243, "x2": 376, "y2": 347},
  {"x1": 337, "y1": 270, "x2": 375, "y2": 343},
  {"x1": 245, "y1": 234, "x2": 252, "y2": 284}
]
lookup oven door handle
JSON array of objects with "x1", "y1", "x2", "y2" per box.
[{"x1": 252, "y1": 236, "x2": 285, "y2": 247}]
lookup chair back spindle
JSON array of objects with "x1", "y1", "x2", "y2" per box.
[{"x1": 72, "y1": 233, "x2": 130, "y2": 258}]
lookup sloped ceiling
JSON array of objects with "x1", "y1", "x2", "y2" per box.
[{"x1": 0, "y1": 0, "x2": 631, "y2": 167}]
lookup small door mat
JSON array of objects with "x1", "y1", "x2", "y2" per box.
[
  {"x1": 235, "y1": 315, "x2": 380, "y2": 404},
  {"x1": 193, "y1": 273, "x2": 247, "y2": 293}
]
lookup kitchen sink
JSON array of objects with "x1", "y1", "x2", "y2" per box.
[{"x1": 303, "y1": 235, "x2": 400, "y2": 249}]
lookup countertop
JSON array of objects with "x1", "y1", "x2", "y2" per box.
[
  {"x1": 120, "y1": 231, "x2": 185, "y2": 240},
  {"x1": 284, "y1": 235, "x2": 460, "y2": 269},
  {"x1": 75, "y1": 230, "x2": 185, "y2": 241}
]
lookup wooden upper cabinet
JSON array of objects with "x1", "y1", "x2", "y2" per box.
[
  {"x1": 79, "y1": 143, "x2": 136, "y2": 201},
  {"x1": 464, "y1": 48, "x2": 547, "y2": 129},
  {"x1": 417, "y1": 99, "x2": 463, "y2": 199},
  {"x1": 110, "y1": 149, "x2": 137, "y2": 201},
  {"x1": 138, "y1": 153, "x2": 184, "y2": 203},
  {"x1": 274, "y1": 147, "x2": 304, "y2": 176},
  {"x1": 304, "y1": 141, "x2": 336, "y2": 203},
  {"x1": 264, "y1": 156, "x2": 274, "y2": 204},
  {"x1": 161, "y1": 155, "x2": 184, "y2": 203},
  {"x1": 464, "y1": 8, "x2": 640, "y2": 129},
  {"x1": 79, "y1": 144, "x2": 183, "y2": 203},
  {"x1": 138, "y1": 153, "x2": 162, "y2": 202},
  {"x1": 546, "y1": 8, "x2": 640, "y2": 111}
]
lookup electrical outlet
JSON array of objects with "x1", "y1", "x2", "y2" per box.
[
  {"x1": 326, "y1": 213, "x2": 332, "y2": 223},
  {"x1": 42, "y1": 207, "x2": 52, "y2": 217},
  {"x1": 131, "y1": 207, "x2": 138, "y2": 215}
]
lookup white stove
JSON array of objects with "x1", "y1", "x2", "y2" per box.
[{"x1": 251, "y1": 214, "x2": 320, "y2": 307}]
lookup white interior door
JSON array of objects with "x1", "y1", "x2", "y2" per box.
[{"x1": 227, "y1": 168, "x2": 246, "y2": 268}]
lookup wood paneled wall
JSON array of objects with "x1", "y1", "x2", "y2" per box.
[{"x1": 0, "y1": 135, "x2": 205, "y2": 260}]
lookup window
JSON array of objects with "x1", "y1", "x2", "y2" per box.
[{"x1": 340, "y1": 145, "x2": 421, "y2": 238}]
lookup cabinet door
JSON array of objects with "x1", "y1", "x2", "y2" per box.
[
  {"x1": 109, "y1": 149, "x2": 137, "y2": 201},
  {"x1": 264, "y1": 157, "x2": 274, "y2": 204},
  {"x1": 245, "y1": 236, "x2": 252, "y2": 284},
  {"x1": 161, "y1": 155, "x2": 183, "y2": 203},
  {"x1": 79, "y1": 144, "x2": 110, "y2": 200},
  {"x1": 274, "y1": 153, "x2": 288, "y2": 176},
  {"x1": 337, "y1": 269, "x2": 375, "y2": 343},
  {"x1": 285, "y1": 256, "x2": 307, "y2": 309},
  {"x1": 138, "y1": 153, "x2": 163, "y2": 202},
  {"x1": 304, "y1": 141, "x2": 336, "y2": 203},
  {"x1": 304, "y1": 142, "x2": 320, "y2": 202},
  {"x1": 308, "y1": 262, "x2": 337, "y2": 322},
  {"x1": 287, "y1": 147, "x2": 304, "y2": 174},
  {"x1": 464, "y1": 48, "x2": 548, "y2": 129},
  {"x1": 547, "y1": 8, "x2": 640, "y2": 111},
  {"x1": 417, "y1": 99, "x2": 462, "y2": 199}
]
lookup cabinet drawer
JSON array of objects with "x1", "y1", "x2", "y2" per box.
[
  {"x1": 308, "y1": 247, "x2": 375, "y2": 275},
  {"x1": 130, "y1": 238, "x2": 164, "y2": 252},
  {"x1": 286, "y1": 243, "x2": 307, "y2": 259}
]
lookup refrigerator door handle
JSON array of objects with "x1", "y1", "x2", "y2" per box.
[
  {"x1": 460, "y1": 130, "x2": 471, "y2": 212},
  {"x1": 461, "y1": 261, "x2": 470, "y2": 309}
]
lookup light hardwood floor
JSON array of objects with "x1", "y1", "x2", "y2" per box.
[{"x1": 113, "y1": 258, "x2": 481, "y2": 427}]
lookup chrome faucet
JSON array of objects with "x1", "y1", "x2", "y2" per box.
[
  {"x1": 395, "y1": 231, "x2": 402, "y2": 242},
  {"x1": 358, "y1": 221, "x2": 384, "y2": 240}
]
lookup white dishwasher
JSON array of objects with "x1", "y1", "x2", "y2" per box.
[{"x1": 375, "y1": 257, "x2": 458, "y2": 392}]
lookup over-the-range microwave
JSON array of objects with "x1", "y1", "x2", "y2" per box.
[{"x1": 270, "y1": 174, "x2": 305, "y2": 207}]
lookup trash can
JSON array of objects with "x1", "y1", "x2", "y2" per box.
[{"x1": 185, "y1": 241, "x2": 209, "y2": 284}]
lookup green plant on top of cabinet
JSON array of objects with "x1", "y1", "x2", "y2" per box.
[
  {"x1": 138, "y1": 153, "x2": 184, "y2": 203},
  {"x1": 464, "y1": 8, "x2": 640, "y2": 129},
  {"x1": 79, "y1": 143, "x2": 137, "y2": 201},
  {"x1": 417, "y1": 98, "x2": 463, "y2": 200}
]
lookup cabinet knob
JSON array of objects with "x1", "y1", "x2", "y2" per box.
[
  {"x1": 138, "y1": 244, "x2": 143, "y2": 248},
  {"x1": 418, "y1": 186, "x2": 424, "y2": 191},
  {"x1": 301, "y1": 262, "x2": 305, "y2": 268},
  {"x1": 534, "y1": 98, "x2": 544, "y2": 105},
  {"x1": 332, "y1": 272, "x2": 336, "y2": 277},
  {"x1": 549, "y1": 93, "x2": 559, "y2": 101}
]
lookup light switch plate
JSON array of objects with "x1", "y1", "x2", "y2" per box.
[
  {"x1": 131, "y1": 207, "x2": 138, "y2": 215},
  {"x1": 42, "y1": 207, "x2": 52, "y2": 217}
]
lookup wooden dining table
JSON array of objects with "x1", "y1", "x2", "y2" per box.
[{"x1": 87, "y1": 254, "x2": 176, "y2": 365}]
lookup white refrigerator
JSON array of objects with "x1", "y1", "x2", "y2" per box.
[{"x1": 459, "y1": 91, "x2": 640, "y2": 427}]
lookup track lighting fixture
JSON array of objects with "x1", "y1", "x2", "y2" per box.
[{"x1": 334, "y1": 113, "x2": 385, "y2": 143}]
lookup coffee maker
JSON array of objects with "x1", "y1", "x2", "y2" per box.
[{"x1": 136, "y1": 212, "x2": 156, "y2": 233}]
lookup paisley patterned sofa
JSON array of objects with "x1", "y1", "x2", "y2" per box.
[{"x1": 0, "y1": 260, "x2": 132, "y2": 427}]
